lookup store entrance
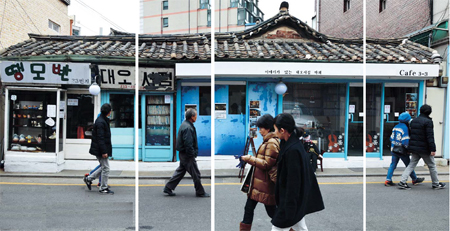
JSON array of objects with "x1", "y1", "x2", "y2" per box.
[
  {"x1": 382, "y1": 84, "x2": 419, "y2": 156},
  {"x1": 348, "y1": 86, "x2": 363, "y2": 156},
  {"x1": 366, "y1": 84, "x2": 382, "y2": 156}
]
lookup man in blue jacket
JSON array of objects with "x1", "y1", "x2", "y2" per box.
[
  {"x1": 398, "y1": 105, "x2": 446, "y2": 190},
  {"x1": 385, "y1": 112, "x2": 424, "y2": 186},
  {"x1": 163, "y1": 108, "x2": 209, "y2": 197}
]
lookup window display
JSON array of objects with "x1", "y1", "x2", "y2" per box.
[
  {"x1": 146, "y1": 95, "x2": 170, "y2": 146},
  {"x1": 8, "y1": 91, "x2": 57, "y2": 153},
  {"x1": 366, "y1": 84, "x2": 382, "y2": 153},
  {"x1": 283, "y1": 83, "x2": 347, "y2": 153},
  {"x1": 110, "y1": 94, "x2": 134, "y2": 128}
]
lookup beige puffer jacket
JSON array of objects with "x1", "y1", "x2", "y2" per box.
[{"x1": 243, "y1": 132, "x2": 280, "y2": 205}]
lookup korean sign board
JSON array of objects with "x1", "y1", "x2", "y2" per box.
[
  {"x1": 98, "y1": 65, "x2": 174, "y2": 91},
  {"x1": 0, "y1": 61, "x2": 90, "y2": 85}
]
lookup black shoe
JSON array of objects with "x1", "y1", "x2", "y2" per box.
[
  {"x1": 163, "y1": 186, "x2": 176, "y2": 196},
  {"x1": 398, "y1": 181, "x2": 411, "y2": 190},
  {"x1": 432, "y1": 182, "x2": 446, "y2": 190},
  {"x1": 196, "y1": 193, "x2": 210, "y2": 197},
  {"x1": 83, "y1": 174, "x2": 92, "y2": 191},
  {"x1": 412, "y1": 177, "x2": 425, "y2": 185},
  {"x1": 99, "y1": 188, "x2": 114, "y2": 194}
]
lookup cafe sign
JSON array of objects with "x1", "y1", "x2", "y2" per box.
[
  {"x1": 98, "y1": 65, "x2": 174, "y2": 91},
  {"x1": 0, "y1": 61, "x2": 90, "y2": 85}
]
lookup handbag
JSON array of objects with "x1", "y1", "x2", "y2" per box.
[
  {"x1": 392, "y1": 144, "x2": 406, "y2": 155},
  {"x1": 240, "y1": 165, "x2": 255, "y2": 194}
]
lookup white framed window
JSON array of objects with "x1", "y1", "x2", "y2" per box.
[{"x1": 48, "y1": 20, "x2": 61, "y2": 33}]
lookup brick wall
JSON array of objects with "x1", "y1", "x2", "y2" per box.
[
  {"x1": 366, "y1": 0, "x2": 430, "y2": 38},
  {"x1": 0, "y1": 0, "x2": 70, "y2": 49},
  {"x1": 318, "y1": 0, "x2": 431, "y2": 39},
  {"x1": 318, "y1": 0, "x2": 363, "y2": 38}
]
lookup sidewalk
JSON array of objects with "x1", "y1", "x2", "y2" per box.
[{"x1": 0, "y1": 156, "x2": 448, "y2": 179}]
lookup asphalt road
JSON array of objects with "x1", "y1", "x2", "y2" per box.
[
  {"x1": 0, "y1": 177, "x2": 135, "y2": 231},
  {"x1": 215, "y1": 177, "x2": 364, "y2": 231},
  {"x1": 366, "y1": 176, "x2": 449, "y2": 231},
  {"x1": 138, "y1": 178, "x2": 212, "y2": 231}
]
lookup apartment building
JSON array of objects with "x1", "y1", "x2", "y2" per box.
[{"x1": 140, "y1": 0, "x2": 264, "y2": 35}]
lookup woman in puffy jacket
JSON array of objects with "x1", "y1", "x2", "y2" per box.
[{"x1": 239, "y1": 114, "x2": 280, "y2": 231}]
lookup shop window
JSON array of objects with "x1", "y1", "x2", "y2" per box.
[
  {"x1": 379, "y1": 0, "x2": 386, "y2": 13},
  {"x1": 366, "y1": 84, "x2": 382, "y2": 154},
  {"x1": 110, "y1": 94, "x2": 135, "y2": 128},
  {"x1": 163, "y1": 0, "x2": 168, "y2": 10},
  {"x1": 344, "y1": 0, "x2": 351, "y2": 12},
  {"x1": 229, "y1": 85, "x2": 246, "y2": 115},
  {"x1": 382, "y1": 86, "x2": 418, "y2": 156},
  {"x1": 199, "y1": 86, "x2": 211, "y2": 115},
  {"x1": 283, "y1": 83, "x2": 347, "y2": 153},
  {"x1": 8, "y1": 90, "x2": 57, "y2": 153},
  {"x1": 163, "y1": 18, "x2": 169, "y2": 27},
  {"x1": 66, "y1": 94, "x2": 94, "y2": 139},
  {"x1": 146, "y1": 95, "x2": 170, "y2": 146}
]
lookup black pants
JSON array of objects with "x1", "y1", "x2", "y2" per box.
[
  {"x1": 242, "y1": 198, "x2": 276, "y2": 224},
  {"x1": 311, "y1": 153, "x2": 318, "y2": 173},
  {"x1": 165, "y1": 156, "x2": 205, "y2": 195}
]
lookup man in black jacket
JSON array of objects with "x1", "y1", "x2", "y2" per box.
[
  {"x1": 398, "y1": 105, "x2": 446, "y2": 190},
  {"x1": 163, "y1": 108, "x2": 209, "y2": 197},
  {"x1": 84, "y1": 103, "x2": 114, "y2": 194}
]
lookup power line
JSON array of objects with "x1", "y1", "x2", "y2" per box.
[
  {"x1": 10, "y1": 0, "x2": 39, "y2": 35},
  {"x1": 14, "y1": 0, "x2": 41, "y2": 34},
  {"x1": 73, "y1": 0, "x2": 126, "y2": 31}
]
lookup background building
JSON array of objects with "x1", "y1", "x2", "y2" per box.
[{"x1": 140, "y1": 0, "x2": 264, "y2": 35}]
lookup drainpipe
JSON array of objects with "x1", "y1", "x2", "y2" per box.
[
  {"x1": 219, "y1": 0, "x2": 222, "y2": 32},
  {"x1": 430, "y1": 0, "x2": 433, "y2": 24},
  {"x1": 161, "y1": 1, "x2": 163, "y2": 34},
  {"x1": 316, "y1": 0, "x2": 320, "y2": 31}
]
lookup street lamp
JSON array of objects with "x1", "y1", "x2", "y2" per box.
[
  {"x1": 275, "y1": 81, "x2": 287, "y2": 95},
  {"x1": 89, "y1": 64, "x2": 101, "y2": 96}
]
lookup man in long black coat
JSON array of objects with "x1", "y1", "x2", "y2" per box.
[
  {"x1": 398, "y1": 104, "x2": 446, "y2": 190},
  {"x1": 84, "y1": 103, "x2": 114, "y2": 194},
  {"x1": 163, "y1": 108, "x2": 209, "y2": 197}
]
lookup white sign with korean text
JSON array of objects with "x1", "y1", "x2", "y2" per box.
[
  {"x1": 385, "y1": 105, "x2": 391, "y2": 114},
  {"x1": 98, "y1": 65, "x2": 174, "y2": 91},
  {"x1": 68, "y1": 99, "x2": 79, "y2": 106},
  {"x1": 1, "y1": 61, "x2": 90, "y2": 85},
  {"x1": 47, "y1": 105, "x2": 56, "y2": 118},
  {"x1": 349, "y1": 105, "x2": 355, "y2": 113}
]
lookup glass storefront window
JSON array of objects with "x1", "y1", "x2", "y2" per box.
[
  {"x1": 229, "y1": 85, "x2": 246, "y2": 114},
  {"x1": 382, "y1": 85, "x2": 419, "y2": 155},
  {"x1": 366, "y1": 84, "x2": 382, "y2": 153},
  {"x1": 110, "y1": 94, "x2": 134, "y2": 128},
  {"x1": 199, "y1": 86, "x2": 211, "y2": 116},
  {"x1": 146, "y1": 95, "x2": 170, "y2": 146},
  {"x1": 283, "y1": 83, "x2": 347, "y2": 153},
  {"x1": 8, "y1": 90, "x2": 56, "y2": 153},
  {"x1": 66, "y1": 94, "x2": 94, "y2": 139},
  {"x1": 348, "y1": 87, "x2": 363, "y2": 156}
]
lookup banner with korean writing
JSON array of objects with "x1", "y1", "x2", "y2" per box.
[
  {"x1": 0, "y1": 61, "x2": 90, "y2": 85},
  {"x1": 98, "y1": 65, "x2": 174, "y2": 91}
]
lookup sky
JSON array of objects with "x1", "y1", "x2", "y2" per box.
[
  {"x1": 257, "y1": 0, "x2": 316, "y2": 26},
  {"x1": 68, "y1": 0, "x2": 139, "y2": 36},
  {"x1": 67, "y1": 0, "x2": 315, "y2": 36}
]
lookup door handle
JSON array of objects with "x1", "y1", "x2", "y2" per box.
[{"x1": 439, "y1": 121, "x2": 443, "y2": 125}]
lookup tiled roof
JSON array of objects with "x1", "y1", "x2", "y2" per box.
[
  {"x1": 214, "y1": 11, "x2": 438, "y2": 63},
  {"x1": 0, "y1": 12, "x2": 438, "y2": 64}
]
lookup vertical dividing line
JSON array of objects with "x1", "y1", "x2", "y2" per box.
[
  {"x1": 363, "y1": 0, "x2": 367, "y2": 230},
  {"x1": 210, "y1": 0, "x2": 215, "y2": 230},
  {"x1": 135, "y1": 8, "x2": 140, "y2": 231}
]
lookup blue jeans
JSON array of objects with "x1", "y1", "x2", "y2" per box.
[{"x1": 386, "y1": 152, "x2": 417, "y2": 181}]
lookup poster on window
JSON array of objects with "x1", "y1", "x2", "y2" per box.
[
  {"x1": 405, "y1": 93, "x2": 417, "y2": 116},
  {"x1": 215, "y1": 103, "x2": 226, "y2": 119},
  {"x1": 250, "y1": 101, "x2": 260, "y2": 109}
]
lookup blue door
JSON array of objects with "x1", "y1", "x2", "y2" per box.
[
  {"x1": 215, "y1": 84, "x2": 247, "y2": 155},
  {"x1": 181, "y1": 85, "x2": 211, "y2": 156}
]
